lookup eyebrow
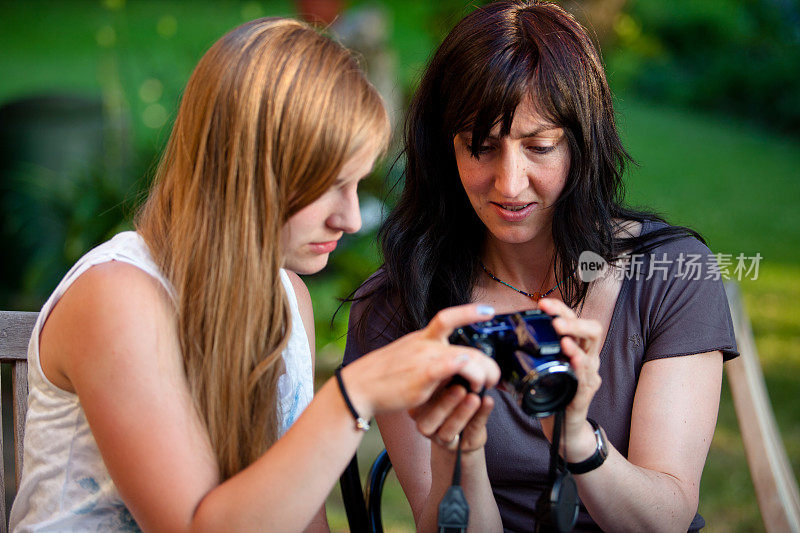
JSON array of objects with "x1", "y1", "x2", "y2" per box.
[{"x1": 484, "y1": 126, "x2": 563, "y2": 140}]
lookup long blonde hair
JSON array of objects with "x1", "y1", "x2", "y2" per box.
[{"x1": 136, "y1": 18, "x2": 389, "y2": 480}]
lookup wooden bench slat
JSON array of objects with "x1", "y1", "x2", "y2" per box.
[
  {"x1": 12, "y1": 362, "x2": 28, "y2": 493},
  {"x1": 0, "y1": 311, "x2": 35, "y2": 531},
  {"x1": 0, "y1": 312, "x2": 37, "y2": 362},
  {"x1": 0, "y1": 366, "x2": 6, "y2": 533},
  {"x1": 724, "y1": 282, "x2": 800, "y2": 533}
]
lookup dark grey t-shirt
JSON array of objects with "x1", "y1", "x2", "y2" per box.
[{"x1": 343, "y1": 221, "x2": 739, "y2": 531}]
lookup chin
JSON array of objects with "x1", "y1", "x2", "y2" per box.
[
  {"x1": 487, "y1": 228, "x2": 540, "y2": 245},
  {"x1": 284, "y1": 256, "x2": 330, "y2": 275}
]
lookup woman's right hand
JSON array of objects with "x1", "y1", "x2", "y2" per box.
[{"x1": 340, "y1": 303, "x2": 501, "y2": 421}]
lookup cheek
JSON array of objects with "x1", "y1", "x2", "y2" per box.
[
  {"x1": 455, "y1": 155, "x2": 489, "y2": 195},
  {"x1": 541, "y1": 149, "x2": 570, "y2": 196},
  {"x1": 282, "y1": 206, "x2": 322, "y2": 245}
]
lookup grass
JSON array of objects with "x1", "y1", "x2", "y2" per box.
[{"x1": 1, "y1": 2, "x2": 798, "y2": 531}]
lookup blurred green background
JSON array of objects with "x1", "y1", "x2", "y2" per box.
[{"x1": 0, "y1": 0, "x2": 798, "y2": 531}]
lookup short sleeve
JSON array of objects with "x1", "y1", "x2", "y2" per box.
[
  {"x1": 342, "y1": 271, "x2": 407, "y2": 366},
  {"x1": 639, "y1": 235, "x2": 739, "y2": 362}
]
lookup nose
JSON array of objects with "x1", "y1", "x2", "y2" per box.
[
  {"x1": 494, "y1": 148, "x2": 528, "y2": 198},
  {"x1": 327, "y1": 190, "x2": 362, "y2": 234}
]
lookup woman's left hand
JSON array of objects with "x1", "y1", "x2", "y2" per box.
[
  {"x1": 408, "y1": 384, "x2": 495, "y2": 453},
  {"x1": 536, "y1": 298, "x2": 603, "y2": 447}
]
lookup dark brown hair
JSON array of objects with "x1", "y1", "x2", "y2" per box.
[{"x1": 364, "y1": 0, "x2": 700, "y2": 333}]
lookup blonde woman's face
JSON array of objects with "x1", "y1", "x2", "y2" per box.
[{"x1": 281, "y1": 144, "x2": 378, "y2": 275}]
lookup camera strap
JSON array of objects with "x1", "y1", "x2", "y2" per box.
[
  {"x1": 535, "y1": 410, "x2": 580, "y2": 533},
  {"x1": 550, "y1": 410, "x2": 564, "y2": 480},
  {"x1": 437, "y1": 431, "x2": 469, "y2": 533}
]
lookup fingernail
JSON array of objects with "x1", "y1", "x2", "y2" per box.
[
  {"x1": 477, "y1": 304, "x2": 495, "y2": 316},
  {"x1": 456, "y1": 353, "x2": 470, "y2": 363}
]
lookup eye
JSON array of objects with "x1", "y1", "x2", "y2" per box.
[
  {"x1": 463, "y1": 138, "x2": 495, "y2": 159},
  {"x1": 527, "y1": 145, "x2": 556, "y2": 155},
  {"x1": 474, "y1": 145, "x2": 494, "y2": 155}
]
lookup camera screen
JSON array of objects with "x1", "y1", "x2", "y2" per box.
[{"x1": 531, "y1": 318, "x2": 560, "y2": 344}]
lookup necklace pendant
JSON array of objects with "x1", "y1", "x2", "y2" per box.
[{"x1": 530, "y1": 292, "x2": 541, "y2": 301}]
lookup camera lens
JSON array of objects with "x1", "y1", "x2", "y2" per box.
[{"x1": 520, "y1": 362, "x2": 577, "y2": 417}]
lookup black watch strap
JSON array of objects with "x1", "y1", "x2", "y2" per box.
[{"x1": 566, "y1": 418, "x2": 608, "y2": 475}]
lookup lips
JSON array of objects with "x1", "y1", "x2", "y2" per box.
[
  {"x1": 498, "y1": 202, "x2": 533, "y2": 211},
  {"x1": 490, "y1": 201, "x2": 537, "y2": 222},
  {"x1": 308, "y1": 240, "x2": 338, "y2": 254}
]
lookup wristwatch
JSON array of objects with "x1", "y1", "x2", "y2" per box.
[{"x1": 566, "y1": 418, "x2": 609, "y2": 475}]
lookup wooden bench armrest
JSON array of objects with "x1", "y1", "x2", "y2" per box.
[{"x1": 724, "y1": 282, "x2": 800, "y2": 532}]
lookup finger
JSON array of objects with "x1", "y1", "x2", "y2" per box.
[
  {"x1": 422, "y1": 348, "x2": 471, "y2": 384},
  {"x1": 456, "y1": 396, "x2": 495, "y2": 451},
  {"x1": 552, "y1": 317, "x2": 603, "y2": 354},
  {"x1": 463, "y1": 395, "x2": 494, "y2": 434},
  {"x1": 424, "y1": 346, "x2": 491, "y2": 387},
  {"x1": 455, "y1": 353, "x2": 501, "y2": 393},
  {"x1": 433, "y1": 394, "x2": 482, "y2": 443},
  {"x1": 424, "y1": 303, "x2": 495, "y2": 341},
  {"x1": 432, "y1": 434, "x2": 460, "y2": 451},
  {"x1": 413, "y1": 386, "x2": 468, "y2": 437},
  {"x1": 560, "y1": 335, "x2": 586, "y2": 364},
  {"x1": 537, "y1": 298, "x2": 576, "y2": 319},
  {"x1": 561, "y1": 336, "x2": 600, "y2": 385},
  {"x1": 408, "y1": 384, "x2": 449, "y2": 420}
]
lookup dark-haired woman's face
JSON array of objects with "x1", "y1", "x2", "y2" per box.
[{"x1": 453, "y1": 98, "x2": 570, "y2": 248}]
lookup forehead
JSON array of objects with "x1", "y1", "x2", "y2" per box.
[
  {"x1": 336, "y1": 141, "x2": 380, "y2": 183},
  {"x1": 486, "y1": 97, "x2": 559, "y2": 137}
]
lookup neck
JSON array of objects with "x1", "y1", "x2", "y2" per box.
[{"x1": 481, "y1": 233, "x2": 556, "y2": 294}]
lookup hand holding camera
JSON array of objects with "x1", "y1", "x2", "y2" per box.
[
  {"x1": 344, "y1": 303, "x2": 501, "y2": 423},
  {"x1": 448, "y1": 299, "x2": 605, "y2": 456},
  {"x1": 448, "y1": 308, "x2": 578, "y2": 417},
  {"x1": 536, "y1": 298, "x2": 604, "y2": 446}
]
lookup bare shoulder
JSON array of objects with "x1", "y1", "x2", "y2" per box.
[
  {"x1": 285, "y1": 270, "x2": 312, "y2": 316},
  {"x1": 40, "y1": 260, "x2": 179, "y2": 392},
  {"x1": 285, "y1": 270, "x2": 315, "y2": 361}
]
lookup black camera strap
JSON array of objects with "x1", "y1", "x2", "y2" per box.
[
  {"x1": 437, "y1": 431, "x2": 469, "y2": 533},
  {"x1": 550, "y1": 410, "x2": 564, "y2": 480},
  {"x1": 535, "y1": 410, "x2": 580, "y2": 533}
]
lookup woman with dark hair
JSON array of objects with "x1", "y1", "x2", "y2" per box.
[{"x1": 344, "y1": 1, "x2": 738, "y2": 531}]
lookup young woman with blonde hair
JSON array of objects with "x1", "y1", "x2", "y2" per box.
[{"x1": 10, "y1": 18, "x2": 499, "y2": 531}]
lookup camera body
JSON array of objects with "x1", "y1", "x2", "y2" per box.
[{"x1": 449, "y1": 309, "x2": 577, "y2": 417}]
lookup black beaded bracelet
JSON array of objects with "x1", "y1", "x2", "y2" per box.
[{"x1": 334, "y1": 366, "x2": 370, "y2": 432}]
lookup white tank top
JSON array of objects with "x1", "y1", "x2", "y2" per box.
[{"x1": 9, "y1": 232, "x2": 314, "y2": 532}]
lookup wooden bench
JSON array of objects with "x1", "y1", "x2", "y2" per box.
[
  {"x1": 0, "y1": 310, "x2": 35, "y2": 532},
  {"x1": 723, "y1": 282, "x2": 800, "y2": 532},
  {"x1": 1, "y1": 281, "x2": 798, "y2": 531}
]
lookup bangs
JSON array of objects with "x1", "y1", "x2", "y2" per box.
[
  {"x1": 440, "y1": 13, "x2": 564, "y2": 158},
  {"x1": 434, "y1": 1, "x2": 599, "y2": 159}
]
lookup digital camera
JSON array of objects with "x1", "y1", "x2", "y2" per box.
[{"x1": 449, "y1": 309, "x2": 577, "y2": 417}]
